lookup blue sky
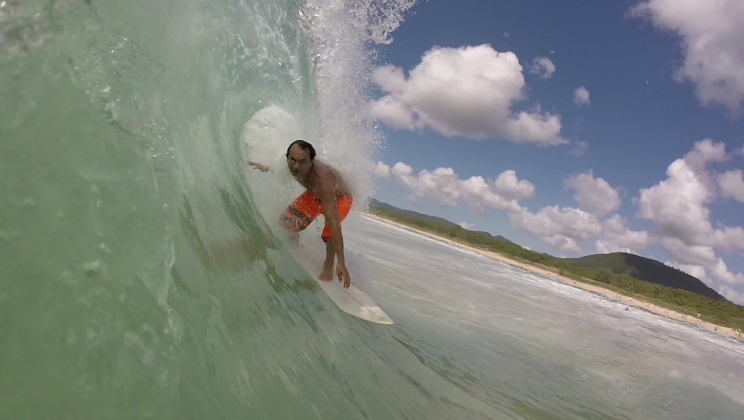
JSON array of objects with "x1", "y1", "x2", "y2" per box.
[{"x1": 365, "y1": 0, "x2": 744, "y2": 303}]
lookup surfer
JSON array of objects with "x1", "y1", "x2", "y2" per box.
[{"x1": 248, "y1": 140, "x2": 353, "y2": 288}]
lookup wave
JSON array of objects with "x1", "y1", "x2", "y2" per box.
[{"x1": 0, "y1": 0, "x2": 508, "y2": 419}]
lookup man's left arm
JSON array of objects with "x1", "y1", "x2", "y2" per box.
[{"x1": 319, "y1": 187, "x2": 350, "y2": 287}]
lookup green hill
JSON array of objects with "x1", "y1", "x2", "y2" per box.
[
  {"x1": 563, "y1": 253, "x2": 727, "y2": 302},
  {"x1": 369, "y1": 199, "x2": 460, "y2": 227},
  {"x1": 368, "y1": 199, "x2": 514, "y2": 245},
  {"x1": 365, "y1": 199, "x2": 744, "y2": 331}
]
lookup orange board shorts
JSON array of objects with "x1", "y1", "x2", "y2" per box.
[{"x1": 280, "y1": 190, "x2": 353, "y2": 243}]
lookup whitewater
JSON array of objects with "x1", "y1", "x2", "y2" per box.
[{"x1": 1, "y1": 0, "x2": 743, "y2": 419}]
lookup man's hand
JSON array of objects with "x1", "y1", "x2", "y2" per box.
[
  {"x1": 248, "y1": 161, "x2": 269, "y2": 172},
  {"x1": 336, "y1": 264, "x2": 351, "y2": 288}
]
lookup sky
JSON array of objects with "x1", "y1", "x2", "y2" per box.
[{"x1": 364, "y1": 0, "x2": 744, "y2": 304}]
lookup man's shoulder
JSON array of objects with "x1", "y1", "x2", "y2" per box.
[{"x1": 314, "y1": 161, "x2": 339, "y2": 180}]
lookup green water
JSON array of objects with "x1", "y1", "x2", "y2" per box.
[
  {"x1": 3, "y1": 1, "x2": 744, "y2": 419},
  {"x1": 0, "y1": 0, "x2": 490, "y2": 418}
]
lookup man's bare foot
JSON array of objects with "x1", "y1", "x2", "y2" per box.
[{"x1": 319, "y1": 263, "x2": 334, "y2": 281}]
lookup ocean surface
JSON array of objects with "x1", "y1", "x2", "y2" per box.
[{"x1": 2, "y1": 0, "x2": 744, "y2": 419}]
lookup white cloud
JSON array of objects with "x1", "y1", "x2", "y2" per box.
[
  {"x1": 492, "y1": 170, "x2": 536, "y2": 201},
  {"x1": 367, "y1": 96, "x2": 419, "y2": 131},
  {"x1": 564, "y1": 170, "x2": 621, "y2": 218},
  {"x1": 569, "y1": 141, "x2": 588, "y2": 157},
  {"x1": 664, "y1": 259, "x2": 744, "y2": 290},
  {"x1": 717, "y1": 169, "x2": 744, "y2": 202},
  {"x1": 630, "y1": 0, "x2": 744, "y2": 113},
  {"x1": 635, "y1": 139, "x2": 744, "y2": 252},
  {"x1": 710, "y1": 258, "x2": 744, "y2": 286},
  {"x1": 574, "y1": 87, "x2": 590, "y2": 105},
  {"x1": 380, "y1": 161, "x2": 610, "y2": 254},
  {"x1": 367, "y1": 44, "x2": 568, "y2": 146},
  {"x1": 661, "y1": 237, "x2": 717, "y2": 267},
  {"x1": 595, "y1": 215, "x2": 650, "y2": 254},
  {"x1": 530, "y1": 57, "x2": 556, "y2": 79},
  {"x1": 459, "y1": 222, "x2": 474, "y2": 230},
  {"x1": 374, "y1": 161, "x2": 391, "y2": 179},
  {"x1": 718, "y1": 285, "x2": 744, "y2": 305},
  {"x1": 665, "y1": 261, "x2": 714, "y2": 286},
  {"x1": 635, "y1": 139, "x2": 744, "y2": 296},
  {"x1": 508, "y1": 206, "x2": 602, "y2": 253},
  {"x1": 385, "y1": 161, "x2": 534, "y2": 214}
]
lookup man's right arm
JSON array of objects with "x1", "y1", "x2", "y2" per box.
[{"x1": 248, "y1": 162, "x2": 269, "y2": 172}]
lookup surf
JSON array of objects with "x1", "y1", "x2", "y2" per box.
[{"x1": 2, "y1": 0, "x2": 448, "y2": 418}]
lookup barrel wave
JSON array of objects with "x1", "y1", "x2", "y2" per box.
[
  {"x1": 0, "y1": 0, "x2": 497, "y2": 418},
  {"x1": 8, "y1": 1, "x2": 744, "y2": 420}
]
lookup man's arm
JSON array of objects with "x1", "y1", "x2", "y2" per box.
[
  {"x1": 247, "y1": 161, "x2": 270, "y2": 172},
  {"x1": 318, "y1": 187, "x2": 345, "y2": 267}
]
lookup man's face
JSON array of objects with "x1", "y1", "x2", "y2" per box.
[{"x1": 286, "y1": 144, "x2": 313, "y2": 179}]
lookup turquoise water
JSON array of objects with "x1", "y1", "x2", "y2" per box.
[{"x1": 2, "y1": 0, "x2": 744, "y2": 419}]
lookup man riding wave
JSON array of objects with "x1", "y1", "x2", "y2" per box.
[{"x1": 248, "y1": 140, "x2": 353, "y2": 288}]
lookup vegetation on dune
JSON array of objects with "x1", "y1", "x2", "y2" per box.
[
  {"x1": 564, "y1": 253, "x2": 727, "y2": 301},
  {"x1": 367, "y1": 202, "x2": 744, "y2": 333}
]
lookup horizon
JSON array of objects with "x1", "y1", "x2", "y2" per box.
[{"x1": 366, "y1": 0, "x2": 744, "y2": 304}]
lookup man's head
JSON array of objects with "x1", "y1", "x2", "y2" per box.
[{"x1": 285, "y1": 140, "x2": 315, "y2": 179}]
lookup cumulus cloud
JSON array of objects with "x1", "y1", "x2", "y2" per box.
[
  {"x1": 630, "y1": 0, "x2": 744, "y2": 113},
  {"x1": 717, "y1": 169, "x2": 744, "y2": 203},
  {"x1": 718, "y1": 285, "x2": 744, "y2": 305},
  {"x1": 530, "y1": 57, "x2": 556, "y2": 79},
  {"x1": 568, "y1": 141, "x2": 589, "y2": 157},
  {"x1": 378, "y1": 161, "x2": 609, "y2": 253},
  {"x1": 367, "y1": 96, "x2": 419, "y2": 131},
  {"x1": 564, "y1": 171, "x2": 622, "y2": 218},
  {"x1": 374, "y1": 161, "x2": 391, "y2": 179},
  {"x1": 635, "y1": 139, "x2": 744, "y2": 295},
  {"x1": 635, "y1": 139, "x2": 744, "y2": 252},
  {"x1": 710, "y1": 259, "x2": 744, "y2": 286},
  {"x1": 661, "y1": 237, "x2": 717, "y2": 267},
  {"x1": 491, "y1": 170, "x2": 536, "y2": 201},
  {"x1": 459, "y1": 222, "x2": 474, "y2": 230},
  {"x1": 367, "y1": 44, "x2": 568, "y2": 146},
  {"x1": 383, "y1": 161, "x2": 534, "y2": 214},
  {"x1": 379, "y1": 161, "x2": 648, "y2": 255},
  {"x1": 665, "y1": 261, "x2": 714, "y2": 286},
  {"x1": 665, "y1": 259, "x2": 744, "y2": 300},
  {"x1": 595, "y1": 215, "x2": 650, "y2": 254},
  {"x1": 509, "y1": 206, "x2": 602, "y2": 253},
  {"x1": 574, "y1": 87, "x2": 590, "y2": 105}
]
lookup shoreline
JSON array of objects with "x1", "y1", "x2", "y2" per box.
[{"x1": 362, "y1": 212, "x2": 744, "y2": 343}]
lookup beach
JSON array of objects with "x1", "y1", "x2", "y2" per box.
[{"x1": 363, "y1": 213, "x2": 744, "y2": 342}]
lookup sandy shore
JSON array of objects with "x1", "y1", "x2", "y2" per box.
[{"x1": 363, "y1": 213, "x2": 744, "y2": 342}]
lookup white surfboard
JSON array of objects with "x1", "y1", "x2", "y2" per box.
[{"x1": 292, "y1": 249, "x2": 394, "y2": 325}]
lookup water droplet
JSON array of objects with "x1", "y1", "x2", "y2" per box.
[
  {"x1": 82, "y1": 260, "x2": 102, "y2": 277},
  {"x1": 61, "y1": 270, "x2": 77, "y2": 286},
  {"x1": 65, "y1": 329, "x2": 77, "y2": 345}
]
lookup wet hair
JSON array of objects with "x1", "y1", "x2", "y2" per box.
[{"x1": 285, "y1": 139, "x2": 316, "y2": 160}]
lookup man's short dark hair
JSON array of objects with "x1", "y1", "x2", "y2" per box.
[{"x1": 285, "y1": 139, "x2": 316, "y2": 160}]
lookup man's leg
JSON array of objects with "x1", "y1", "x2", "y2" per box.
[{"x1": 279, "y1": 190, "x2": 320, "y2": 243}]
